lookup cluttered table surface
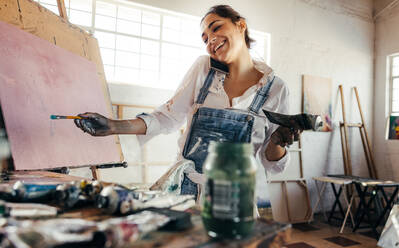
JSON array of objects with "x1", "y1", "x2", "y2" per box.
[{"x1": 0, "y1": 171, "x2": 291, "y2": 247}]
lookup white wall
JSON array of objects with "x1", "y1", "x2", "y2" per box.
[
  {"x1": 374, "y1": 3, "x2": 399, "y2": 181},
  {"x1": 94, "y1": 0, "x2": 375, "y2": 211},
  {"x1": 67, "y1": 0, "x2": 377, "y2": 212}
]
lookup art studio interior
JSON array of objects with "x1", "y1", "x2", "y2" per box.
[{"x1": 0, "y1": 0, "x2": 399, "y2": 247}]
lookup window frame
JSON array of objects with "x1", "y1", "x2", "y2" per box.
[
  {"x1": 35, "y1": 0, "x2": 271, "y2": 90},
  {"x1": 72, "y1": 0, "x2": 207, "y2": 89},
  {"x1": 389, "y1": 54, "x2": 399, "y2": 115}
]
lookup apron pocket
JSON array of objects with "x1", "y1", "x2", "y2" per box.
[{"x1": 184, "y1": 128, "x2": 235, "y2": 158}]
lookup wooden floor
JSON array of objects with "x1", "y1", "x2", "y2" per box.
[
  {"x1": 287, "y1": 219, "x2": 379, "y2": 247},
  {"x1": 259, "y1": 210, "x2": 379, "y2": 248}
]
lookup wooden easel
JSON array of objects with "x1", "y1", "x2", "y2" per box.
[
  {"x1": 269, "y1": 136, "x2": 313, "y2": 223},
  {"x1": 338, "y1": 85, "x2": 377, "y2": 178},
  {"x1": 0, "y1": 0, "x2": 125, "y2": 181}
]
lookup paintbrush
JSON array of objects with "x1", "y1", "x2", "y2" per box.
[
  {"x1": 50, "y1": 115, "x2": 85, "y2": 120},
  {"x1": 262, "y1": 110, "x2": 323, "y2": 131}
]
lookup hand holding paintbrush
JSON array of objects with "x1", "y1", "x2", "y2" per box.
[{"x1": 51, "y1": 113, "x2": 113, "y2": 136}]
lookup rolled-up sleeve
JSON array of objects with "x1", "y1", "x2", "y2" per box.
[
  {"x1": 136, "y1": 56, "x2": 207, "y2": 145},
  {"x1": 256, "y1": 77, "x2": 291, "y2": 174}
]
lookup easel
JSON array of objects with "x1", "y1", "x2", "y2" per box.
[
  {"x1": 338, "y1": 85, "x2": 377, "y2": 178},
  {"x1": 337, "y1": 86, "x2": 379, "y2": 230},
  {"x1": 0, "y1": 0, "x2": 125, "y2": 181},
  {"x1": 268, "y1": 136, "x2": 313, "y2": 223}
]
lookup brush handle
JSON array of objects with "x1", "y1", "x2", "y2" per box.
[{"x1": 50, "y1": 115, "x2": 83, "y2": 120}]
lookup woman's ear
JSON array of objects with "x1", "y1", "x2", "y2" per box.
[{"x1": 237, "y1": 19, "x2": 247, "y2": 33}]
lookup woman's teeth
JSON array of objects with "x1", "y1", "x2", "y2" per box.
[{"x1": 214, "y1": 41, "x2": 225, "y2": 53}]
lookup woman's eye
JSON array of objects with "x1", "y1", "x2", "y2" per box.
[{"x1": 213, "y1": 25, "x2": 221, "y2": 32}]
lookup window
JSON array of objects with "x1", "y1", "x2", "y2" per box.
[
  {"x1": 390, "y1": 55, "x2": 399, "y2": 114},
  {"x1": 34, "y1": 0, "x2": 271, "y2": 90},
  {"x1": 34, "y1": 0, "x2": 60, "y2": 15}
]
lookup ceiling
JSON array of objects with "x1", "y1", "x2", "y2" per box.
[{"x1": 373, "y1": 0, "x2": 399, "y2": 17}]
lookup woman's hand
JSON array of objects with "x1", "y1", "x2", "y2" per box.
[
  {"x1": 265, "y1": 127, "x2": 302, "y2": 161},
  {"x1": 74, "y1": 112, "x2": 114, "y2": 136},
  {"x1": 270, "y1": 126, "x2": 301, "y2": 147}
]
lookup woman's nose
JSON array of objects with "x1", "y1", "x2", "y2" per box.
[{"x1": 209, "y1": 36, "x2": 217, "y2": 44}]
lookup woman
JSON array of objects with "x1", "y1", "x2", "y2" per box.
[{"x1": 75, "y1": 5, "x2": 298, "y2": 198}]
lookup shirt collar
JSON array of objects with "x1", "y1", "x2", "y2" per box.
[
  {"x1": 209, "y1": 58, "x2": 274, "y2": 93},
  {"x1": 253, "y1": 59, "x2": 275, "y2": 87}
]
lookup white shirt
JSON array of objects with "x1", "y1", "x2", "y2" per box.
[{"x1": 137, "y1": 55, "x2": 290, "y2": 174}]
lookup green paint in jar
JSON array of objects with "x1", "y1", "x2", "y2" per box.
[{"x1": 202, "y1": 141, "x2": 257, "y2": 239}]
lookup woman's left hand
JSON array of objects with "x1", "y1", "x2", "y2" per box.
[{"x1": 270, "y1": 126, "x2": 302, "y2": 147}]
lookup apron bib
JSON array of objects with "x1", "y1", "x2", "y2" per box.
[{"x1": 180, "y1": 60, "x2": 275, "y2": 196}]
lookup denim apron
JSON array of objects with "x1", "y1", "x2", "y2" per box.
[{"x1": 180, "y1": 61, "x2": 275, "y2": 196}]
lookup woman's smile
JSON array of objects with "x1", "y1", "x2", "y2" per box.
[{"x1": 214, "y1": 40, "x2": 226, "y2": 54}]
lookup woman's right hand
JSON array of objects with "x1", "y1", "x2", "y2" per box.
[{"x1": 74, "y1": 112, "x2": 114, "y2": 136}]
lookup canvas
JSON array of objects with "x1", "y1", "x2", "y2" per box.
[
  {"x1": 0, "y1": 21, "x2": 121, "y2": 170},
  {"x1": 302, "y1": 75, "x2": 332, "y2": 132},
  {"x1": 387, "y1": 116, "x2": 399, "y2": 140}
]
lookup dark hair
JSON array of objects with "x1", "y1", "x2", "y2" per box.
[{"x1": 201, "y1": 5, "x2": 254, "y2": 49}]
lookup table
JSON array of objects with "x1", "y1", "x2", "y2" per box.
[
  {"x1": 1, "y1": 171, "x2": 292, "y2": 247},
  {"x1": 351, "y1": 179, "x2": 399, "y2": 237},
  {"x1": 311, "y1": 176, "x2": 355, "y2": 233},
  {"x1": 325, "y1": 175, "x2": 399, "y2": 238}
]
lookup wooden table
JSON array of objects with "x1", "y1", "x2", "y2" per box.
[
  {"x1": 311, "y1": 176, "x2": 355, "y2": 233},
  {"x1": 1, "y1": 171, "x2": 291, "y2": 247},
  {"x1": 57, "y1": 208, "x2": 291, "y2": 247},
  {"x1": 0, "y1": 170, "x2": 92, "y2": 184},
  {"x1": 351, "y1": 179, "x2": 399, "y2": 237},
  {"x1": 135, "y1": 214, "x2": 291, "y2": 248}
]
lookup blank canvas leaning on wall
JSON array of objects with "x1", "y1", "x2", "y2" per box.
[
  {"x1": 0, "y1": 21, "x2": 121, "y2": 170},
  {"x1": 302, "y1": 75, "x2": 333, "y2": 132}
]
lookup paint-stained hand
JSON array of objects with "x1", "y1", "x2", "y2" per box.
[
  {"x1": 270, "y1": 126, "x2": 302, "y2": 147},
  {"x1": 74, "y1": 112, "x2": 113, "y2": 136}
]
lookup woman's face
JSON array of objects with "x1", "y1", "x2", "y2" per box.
[{"x1": 201, "y1": 13, "x2": 246, "y2": 64}]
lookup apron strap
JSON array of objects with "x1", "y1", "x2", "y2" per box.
[
  {"x1": 195, "y1": 58, "x2": 229, "y2": 104},
  {"x1": 195, "y1": 68, "x2": 216, "y2": 104},
  {"x1": 248, "y1": 76, "x2": 275, "y2": 114}
]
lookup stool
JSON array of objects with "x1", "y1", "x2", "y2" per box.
[{"x1": 311, "y1": 176, "x2": 355, "y2": 233}]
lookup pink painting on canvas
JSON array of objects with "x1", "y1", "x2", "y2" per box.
[
  {"x1": 303, "y1": 75, "x2": 333, "y2": 132},
  {"x1": 0, "y1": 21, "x2": 121, "y2": 170}
]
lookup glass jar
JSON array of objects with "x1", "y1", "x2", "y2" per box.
[{"x1": 202, "y1": 141, "x2": 257, "y2": 239}]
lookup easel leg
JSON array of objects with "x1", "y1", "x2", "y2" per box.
[
  {"x1": 90, "y1": 166, "x2": 100, "y2": 180},
  {"x1": 282, "y1": 181, "x2": 292, "y2": 222}
]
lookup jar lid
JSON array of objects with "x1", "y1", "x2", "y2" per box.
[{"x1": 208, "y1": 141, "x2": 253, "y2": 154}]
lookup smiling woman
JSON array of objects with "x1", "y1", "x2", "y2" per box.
[
  {"x1": 74, "y1": 5, "x2": 296, "y2": 208},
  {"x1": 201, "y1": 5, "x2": 254, "y2": 58}
]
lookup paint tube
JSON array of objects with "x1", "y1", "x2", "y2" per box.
[
  {"x1": 54, "y1": 182, "x2": 83, "y2": 209},
  {"x1": 170, "y1": 198, "x2": 196, "y2": 211},
  {"x1": 98, "y1": 210, "x2": 170, "y2": 247},
  {"x1": 262, "y1": 109, "x2": 323, "y2": 131},
  {"x1": 143, "y1": 194, "x2": 195, "y2": 209},
  {"x1": 96, "y1": 186, "x2": 142, "y2": 215},
  {"x1": 0, "y1": 184, "x2": 13, "y2": 201},
  {"x1": 80, "y1": 180, "x2": 103, "y2": 200},
  {"x1": 3, "y1": 218, "x2": 98, "y2": 247},
  {"x1": 133, "y1": 189, "x2": 163, "y2": 202},
  {"x1": 11, "y1": 181, "x2": 58, "y2": 202},
  {"x1": 2, "y1": 211, "x2": 170, "y2": 247},
  {"x1": 0, "y1": 200, "x2": 10, "y2": 216},
  {"x1": 6, "y1": 202, "x2": 58, "y2": 218}
]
